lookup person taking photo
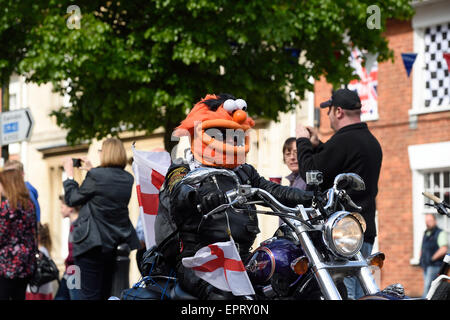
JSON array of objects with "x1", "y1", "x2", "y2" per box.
[{"x1": 62, "y1": 138, "x2": 140, "y2": 300}]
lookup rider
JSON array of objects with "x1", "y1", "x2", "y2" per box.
[{"x1": 155, "y1": 93, "x2": 313, "y2": 299}]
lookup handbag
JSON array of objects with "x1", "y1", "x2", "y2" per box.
[
  {"x1": 29, "y1": 223, "x2": 60, "y2": 292},
  {"x1": 29, "y1": 251, "x2": 60, "y2": 291}
]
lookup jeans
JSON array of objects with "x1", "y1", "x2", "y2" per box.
[
  {"x1": 54, "y1": 273, "x2": 81, "y2": 300},
  {"x1": 343, "y1": 242, "x2": 373, "y2": 300},
  {"x1": 74, "y1": 247, "x2": 115, "y2": 300},
  {"x1": 422, "y1": 265, "x2": 441, "y2": 298}
]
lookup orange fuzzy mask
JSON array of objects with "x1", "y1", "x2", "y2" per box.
[{"x1": 174, "y1": 94, "x2": 255, "y2": 169}]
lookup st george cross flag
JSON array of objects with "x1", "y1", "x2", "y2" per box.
[
  {"x1": 132, "y1": 145, "x2": 171, "y2": 249},
  {"x1": 182, "y1": 238, "x2": 255, "y2": 296}
]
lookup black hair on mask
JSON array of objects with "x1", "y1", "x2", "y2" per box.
[{"x1": 202, "y1": 93, "x2": 236, "y2": 111}]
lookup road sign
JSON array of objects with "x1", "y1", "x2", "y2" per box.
[{"x1": 0, "y1": 108, "x2": 34, "y2": 146}]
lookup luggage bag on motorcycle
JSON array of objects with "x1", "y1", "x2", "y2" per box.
[
  {"x1": 120, "y1": 278, "x2": 173, "y2": 300},
  {"x1": 121, "y1": 246, "x2": 175, "y2": 300}
]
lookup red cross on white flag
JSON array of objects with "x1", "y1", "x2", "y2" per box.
[
  {"x1": 132, "y1": 145, "x2": 171, "y2": 249},
  {"x1": 182, "y1": 238, "x2": 255, "y2": 296}
]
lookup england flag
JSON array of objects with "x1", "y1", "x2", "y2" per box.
[
  {"x1": 182, "y1": 238, "x2": 255, "y2": 296},
  {"x1": 132, "y1": 145, "x2": 171, "y2": 249}
]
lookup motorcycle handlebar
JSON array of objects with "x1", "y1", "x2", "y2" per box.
[
  {"x1": 202, "y1": 186, "x2": 300, "y2": 217},
  {"x1": 191, "y1": 169, "x2": 364, "y2": 221},
  {"x1": 422, "y1": 192, "x2": 450, "y2": 218},
  {"x1": 422, "y1": 192, "x2": 442, "y2": 204}
]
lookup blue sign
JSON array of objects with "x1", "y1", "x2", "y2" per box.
[{"x1": 3, "y1": 122, "x2": 18, "y2": 134}]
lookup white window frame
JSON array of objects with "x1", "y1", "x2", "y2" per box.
[
  {"x1": 409, "y1": 0, "x2": 450, "y2": 117},
  {"x1": 408, "y1": 141, "x2": 450, "y2": 265}
]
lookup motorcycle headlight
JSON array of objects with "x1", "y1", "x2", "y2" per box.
[{"x1": 323, "y1": 211, "x2": 364, "y2": 258}]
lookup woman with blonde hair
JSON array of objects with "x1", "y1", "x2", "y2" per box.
[
  {"x1": 62, "y1": 137, "x2": 139, "y2": 300},
  {"x1": 0, "y1": 168, "x2": 37, "y2": 300}
]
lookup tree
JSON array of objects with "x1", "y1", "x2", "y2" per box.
[
  {"x1": 0, "y1": 1, "x2": 49, "y2": 158},
  {"x1": 3, "y1": 0, "x2": 414, "y2": 150}
]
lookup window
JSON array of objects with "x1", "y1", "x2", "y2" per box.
[
  {"x1": 423, "y1": 170, "x2": 450, "y2": 235},
  {"x1": 411, "y1": 0, "x2": 450, "y2": 115},
  {"x1": 423, "y1": 23, "x2": 450, "y2": 109},
  {"x1": 408, "y1": 141, "x2": 450, "y2": 264}
]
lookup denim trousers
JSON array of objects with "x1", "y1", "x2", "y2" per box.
[
  {"x1": 422, "y1": 265, "x2": 441, "y2": 298},
  {"x1": 343, "y1": 242, "x2": 373, "y2": 300},
  {"x1": 54, "y1": 273, "x2": 81, "y2": 300},
  {"x1": 73, "y1": 247, "x2": 115, "y2": 300}
]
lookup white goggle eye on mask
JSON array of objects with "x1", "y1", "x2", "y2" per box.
[
  {"x1": 235, "y1": 99, "x2": 247, "y2": 111},
  {"x1": 223, "y1": 98, "x2": 247, "y2": 114},
  {"x1": 223, "y1": 99, "x2": 237, "y2": 113}
]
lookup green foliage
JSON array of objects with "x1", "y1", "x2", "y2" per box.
[{"x1": 0, "y1": 0, "x2": 414, "y2": 148}]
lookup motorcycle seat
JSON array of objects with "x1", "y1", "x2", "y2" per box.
[{"x1": 169, "y1": 283, "x2": 198, "y2": 300}]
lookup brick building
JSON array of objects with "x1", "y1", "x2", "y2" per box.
[{"x1": 313, "y1": 0, "x2": 450, "y2": 297}]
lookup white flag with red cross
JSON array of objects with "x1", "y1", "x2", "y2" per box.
[
  {"x1": 182, "y1": 238, "x2": 255, "y2": 296},
  {"x1": 132, "y1": 145, "x2": 171, "y2": 249}
]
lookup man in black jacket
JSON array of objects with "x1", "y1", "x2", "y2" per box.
[{"x1": 296, "y1": 88, "x2": 382, "y2": 300}]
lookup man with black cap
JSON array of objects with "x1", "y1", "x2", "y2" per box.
[{"x1": 296, "y1": 88, "x2": 383, "y2": 300}]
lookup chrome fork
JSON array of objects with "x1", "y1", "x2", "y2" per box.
[{"x1": 291, "y1": 205, "x2": 380, "y2": 300}]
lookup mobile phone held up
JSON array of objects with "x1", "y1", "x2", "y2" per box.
[{"x1": 72, "y1": 158, "x2": 82, "y2": 168}]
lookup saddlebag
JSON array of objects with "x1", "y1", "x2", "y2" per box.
[{"x1": 121, "y1": 246, "x2": 176, "y2": 300}]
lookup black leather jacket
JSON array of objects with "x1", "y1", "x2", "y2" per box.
[
  {"x1": 64, "y1": 167, "x2": 140, "y2": 258},
  {"x1": 155, "y1": 162, "x2": 313, "y2": 264}
]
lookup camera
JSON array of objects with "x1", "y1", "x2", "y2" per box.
[
  {"x1": 72, "y1": 158, "x2": 82, "y2": 168},
  {"x1": 306, "y1": 170, "x2": 323, "y2": 186}
]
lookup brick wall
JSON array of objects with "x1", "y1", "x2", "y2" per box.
[{"x1": 314, "y1": 19, "x2": 450, "y2": 297}]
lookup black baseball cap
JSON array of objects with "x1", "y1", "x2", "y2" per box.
[{"x1": 320, "y1": 88, "x2": 361, "y2": 110}]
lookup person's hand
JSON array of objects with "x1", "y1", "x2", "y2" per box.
[
  {"x1": 198, "y1": 190, "x2": 228, "y2": 215},
  {"x1": 80, "y1": 156, "x2": 93, "y2": 171},
  {"x1": 296, "y1": 123, "x2": 311, "y2": 139},
  {"x1": 306, "y1": 126, "x2": 320, "y2": 147},
  {"x1": 62, "y1": 157, "x2": 74, "y2": 177}
]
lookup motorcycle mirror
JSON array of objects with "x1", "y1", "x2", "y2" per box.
[{"x1": 334, "y1": 173, "x2": 365, "y2": 192}]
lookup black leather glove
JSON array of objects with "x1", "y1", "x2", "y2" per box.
[{"x1": 197, "y1": 190, "x2": 228, "y2": 215}]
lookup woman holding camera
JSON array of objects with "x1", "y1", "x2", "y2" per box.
[{"x1": 62, "y1": 138, "x2": 139, "y2": 300}]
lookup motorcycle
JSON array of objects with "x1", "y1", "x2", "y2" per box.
[
  {"x1": 120, "y1": 168, "x2": 411, "y2": 300},
  {"x1": 422, "y1": 192, "x2": 450, "y2": 300}
]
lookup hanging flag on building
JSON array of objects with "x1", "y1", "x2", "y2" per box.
[
  {"x1": 423, "y1": 24, "x2": 449, "y2": 108},
  {"x1": 401, "y1": 53, "x2": 417, "y2": 77},
  {"x1": 364, "y1": 52, "x2": 379, "y2": 75},
  {"x1": 182, "y1": 238, "x2": 255, "y2": 296},
  {"x1": 132, "y1": 144, "x2": 171, "y2": 249},
  {"x1": 348, "y1": 48, "x2": 379, "y2": 121}
]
